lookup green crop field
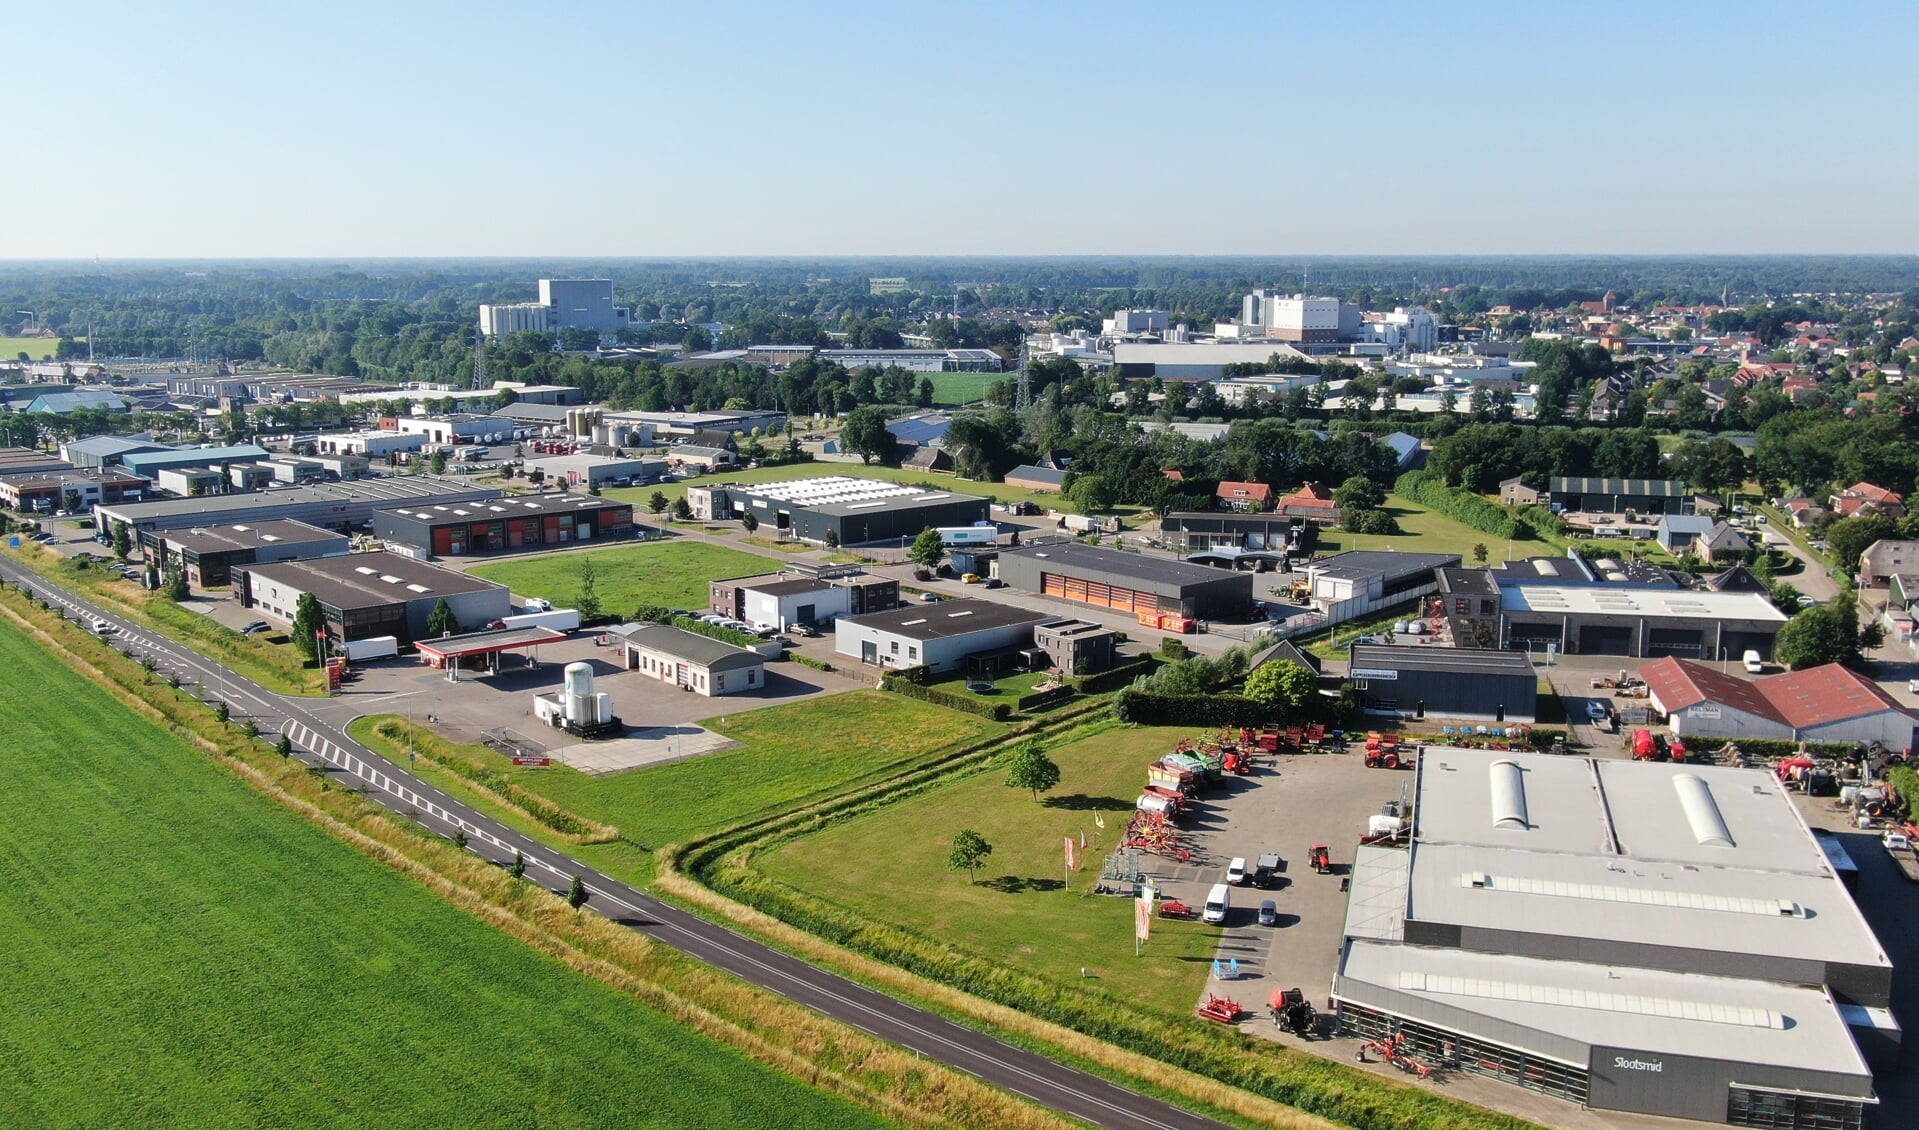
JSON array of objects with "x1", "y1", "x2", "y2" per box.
[
  {"x1": 0, "y1": 335, "x2": 63, "y2": 361},
  {"x1": 470, "y1": 539, "x2": 774, "y2": 613},
  {"x1": 925, "y1": 371, "x2": 999, "y2": 405},
  {"x1": 0, "y1": 620, "x2": 887, "y2": 1130},
  {"x1": 759, "y1": 724, "x2": 1221, "y2": 1016}
]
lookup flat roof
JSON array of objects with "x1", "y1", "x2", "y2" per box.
[
  {"x1": 841, "y1": 598, "x2": 1048, "y2": 640},
  {"x1": 1337, "y1": 940, "x2": 1872, "y2": 1081},
  {"x1": 1407, "y1": 749, "x2": 1889, "y2": 971},
  {"x1": 1549, "y1": 477, "x2": 1688, "y2": 497},
  {"x1": 1348, "y1": 644, "x2": 1534, "y2": 677},
  {"x1": 246, "y1": 551, "x2": 501, "y2": 610},
  {"x1": 379, "y1": 492, "x2": 628, "y2": 523},
  {"x1": 725, "y1": 475, "x2": 988, "y2": 517},
  {"x1": 1309, "y1": 550, "x2": 1459, "y2": 582},
  {"x1": 415, "y1": 626, "x2": 567, "y2": 659},
  {"x1": 743, "y1": 577, "x2": 832, "y2": 597},
  {"x1": 98, "y1": 478, "x2": 504, "y2": 521},
  {"x1": 999, "y1": 541, "x2": 1248, "y2": 589},
  {"x1": 1497, "y1": 582, "x2": 1788, "y2": 622},
  {"x1": 162, "y1": 520, "x2": 345, "y2": 554}
]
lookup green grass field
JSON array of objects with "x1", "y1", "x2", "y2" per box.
[
  {"x1": 0, "y1": 335, "x2": 63, "y2": 361},
  {"x1": 452, "y1": 691, "x2": 1004, "y2": 853},
  {"x1": 470, "y1": 539, "x2": 774, "y2": 614},
  {"x1": 1308, "y1": 492, "x2": 1527, "y2": 562},
  {"x1": 926, "y1": 371, "x2": 999, "y2": 405},
  {"x1": 0, "y1": 619, "x2": 886, "y2": 1130},
  {"x1": 759, "y1": 724, "x2": 1221, "y2": 1016}
]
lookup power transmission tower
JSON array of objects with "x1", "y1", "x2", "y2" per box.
[
  {"x1": 1016, "y1": 335, "x2": 1031, "y2": 411},
  {"x1": 473, "y1": 329, "x2": 487, "y2": 389}
]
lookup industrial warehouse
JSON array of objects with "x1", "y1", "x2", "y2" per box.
[
  {"x1": 370, "y1": 492, "x2": 642, "y2": 558},
  {"x1": 1336, "y1": 748, "x2": 1890, "y2": 1127},
  {"x1": 237, "y1": 551, "x2": 511, "y2": 645},
  {"x1": 93, "y1": 478, "x2": 506, "y2": 535},
  {"x1": 835, "y1": 599, "x2": 1050, "y2": 673},
  {"x1": 143, "y1": 519, "x2": 349, "y2": 588},
  {"x1": 1495, "y1": 583, "x2": 1788, "y2": 659},
  {"x1": 684, "y1": 476, "x2": 990, "y2": 546},
  {"x1": 995, "y1": 541, "x2": 1254, "y2": 626}
]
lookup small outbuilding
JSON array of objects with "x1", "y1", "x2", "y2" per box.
[{"x1": 614, "y1": 622, "x2": 766, "y2": 697}]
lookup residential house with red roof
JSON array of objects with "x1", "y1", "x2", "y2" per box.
[
  {"x1": 1215, "y1": 480, "x2": 1273, "y2": 513},
  {"x1": 1829, "y1": 481, "x2": 1906, "y2": 520},
  {"x1": 1641, "y1": 657, "x2": 1918, "y2": 750},
  {"x1": 1277, "y1": 481, "x2": 1339, "y2": 524}
]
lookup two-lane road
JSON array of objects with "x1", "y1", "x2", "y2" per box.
[{"x1": 0, "y1": 560, "x2": 1227, "y2": 1130}]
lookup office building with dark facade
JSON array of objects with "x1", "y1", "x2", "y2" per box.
[
  {"x1": 1336, "y1": 749, "x2": 1889, "y2": 1127},
  {"x1": 1158, "y1": 511, "x2": 1306, "y2": 551},
  {"x1": 996, "y1": 541, "x2": 1254, "y2": 621},
  {"x1": 1346, "y1": 643, "x2": 1536, "y2": 722},
  {"x1": 1548, "y1": 477, "x2": 1693, "y2": 515},
  {"x1": 238, "y1": 552, "x2": 511, "y2": 645},
  {"x1": 145, "y1": 519, "x2": 349, "y2": 588},
  {"x1": 371, "y1": 493, "x2": 640, "y2": 558},
  {"x1": 689, "y1": 476, "x2": 990, "y2": 547}
]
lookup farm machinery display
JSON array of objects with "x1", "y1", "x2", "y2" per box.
[
  {"x1": 1358, "y1": 1032, "x2": 1434, "y2": 1077},
  {"x1": 1269, "y1": 988, "x2": 1320, "y2": 1037},
  {"x1": 1362, "y1": 731, "x2": 1413, "y2": 770},
  {"x1": 1196, "y1": 992, "x2": 1247, "y2": 1025}
]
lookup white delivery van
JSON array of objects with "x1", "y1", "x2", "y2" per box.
[
  {"x1": 1202, "y1": 883, "x2": 1230, "y2": 924},
  {"x1": 1226, "y1": 857, "x2": 1249, "y2": 885},
  {"x1": 1743, "y1": 650, "x2": 1764, "y2": 674}
]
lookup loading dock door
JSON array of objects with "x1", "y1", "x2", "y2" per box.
[{"x1": 1581, "y1": 625, "x2": 1635, "y2": 656}]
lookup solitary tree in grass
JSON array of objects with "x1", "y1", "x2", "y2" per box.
[
  {"x1": 291, "y1": 592, "x2": 324, "y2": 660},
  {"x1": 740, "y1": 510, "x2": 759, "y2": 534},
  {"x1": 1004, "y1": 741, "x2": 1061, "y2": 802},
  {"x1": 1471, "y1": 543, "x2": 1488, "y2": 565},
  {"x1": 647, "y1": 490, "x2": 669, "y2": 514},
  {"x1": 454, "y1": 829, "x2": 467, "y2": 850},
  {"x1": 426, "y1": 597, "x2": 459, "y2": 638},
  {"x1": 909, "y1": 526, "x2": 946, "y2": 570},
  {"x1": 567, "y1": 874, "x2": 589, "y2": 909},
  {"x1": 276, "y1": 733, "x2": 292, "y2": 758},
  {"x1": 575, "y1": 558, "x2": 603, "y2": 621},
  {"x1": 510, "y1": 850, "x2": 526, "y2": 880},
  {"x1": 947, "y1": 829, "x2": 993, "y2": 883}
]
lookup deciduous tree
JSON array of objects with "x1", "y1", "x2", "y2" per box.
[
  {"x1": 908, "y1": 527, "x2": 946, "y2": 569},
  {"x1": 1004, "y1": 741, "x2": 1061, "y2": 802},
  {"x1": 947, "y1": 829, "x2": 993, "y2": 883}
]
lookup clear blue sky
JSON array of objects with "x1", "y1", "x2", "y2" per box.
[{"x1": 13, "y1": 1, "x2": 1916, "y2": 258}]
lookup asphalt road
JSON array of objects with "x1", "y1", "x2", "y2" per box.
[{"x1": 0, "y1": 559, "x2": 1227, "y2": 1130}]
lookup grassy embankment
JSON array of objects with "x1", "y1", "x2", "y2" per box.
[
  {"x1": 2, "y1": 539, "x2": 319, "y2": 695},
  {"x1": 0, "y1": 612, "x2": 914, "y2": 1130},
  {"x1": 353, "y1": 690, "x2": 1008, "y2": 882}
]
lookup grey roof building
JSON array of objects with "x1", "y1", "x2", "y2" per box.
[
  {"x1": 238, "y1": 551, "x2": 510, "y2": 645},
  {"x1": 689, "y1": 476, "x2": 991, "y2": 547},
  {"x1": 1549, "y1": 477, "x2": 1693, "y2": 515},
  {"x1": 60, "y1": 434, "x2": 175, "y2": 468},
  {"x1": 995, "y1": 541, "x2": 1254, "y2": 621},
  {"x1": 1346, "y1": 643, "x2": 1536, "y2": 722},
  {"x1": 1334, "y1": 749, "x2": 1888, "y2": 1125},
  {"x1": 95, "y1": 477, "x2": 507, "y2": 534},
  {"x1": 835, "y1": 598, "x2": 1050, "y2": 674}
]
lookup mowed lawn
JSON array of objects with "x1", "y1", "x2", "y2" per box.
[
  {"x1": 470, "y1": 539, "x2": 773, "y2": 613},
  {"x1": 759, "y1": 725, "x2": 1221, "y2": 1016},
  {"x1": 0, "y1": 335, "x2": 63, "y2": 360},
  {"x1": 0, "y1": 621, "x2": 886, "y2": 1130},
  {"x1": 925, "y1": 370, "x2": 999, "y2": 406},
  {"x1": 1309, "y1": 491, "x2": 1528, "y2": 562},
  {"x1": 489, "y1": 691, "x2": 1006, "y2": 851}
]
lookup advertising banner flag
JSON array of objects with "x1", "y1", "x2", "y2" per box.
[
  {"x1": 1135, "y1": 893, "x2": 1152, "y2": 942},
  {"x1": 1064, "y1": 836, "x2": 1076, "y2": 872}
]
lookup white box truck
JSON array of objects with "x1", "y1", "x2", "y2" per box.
[{"x1": 341, "y1": 636, "x2": 399, "y2": 662}]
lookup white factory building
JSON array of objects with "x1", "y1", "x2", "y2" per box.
[
  {"x1": 478, "y1": 279, "x2": 633, "y2": 338},
  {"x1": 834, "y1": 598, "x2": 1049, "y2": 674},
  {"x1": 314, "y1": 430, "x2": 427, "y2": 459},
  {"x1": 613, "y1": 622, "x2": 766, "y2": 697}
]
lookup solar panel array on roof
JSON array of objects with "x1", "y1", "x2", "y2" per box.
[{"x1": 743, "y1": 476, "x2": 930, "y2": 506}]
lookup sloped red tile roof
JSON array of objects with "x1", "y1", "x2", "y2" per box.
[
  {"x1": 1640, "y1": 657, "x2": 1913, "y2": 730},
  {"x1": 1217, "y1": 481, "x2": 1273, "y2": 501}
]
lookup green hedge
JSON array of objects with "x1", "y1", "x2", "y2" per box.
[
  {"x1": 881, "y1": 675, "x2": 1012, "y2": 721},
  {"x1": 1065, "y1": 657, "x2": 1152, "y2": 694},
  {"x1": 1887, "y1": 766, "x2": 1919, "y2": 817},
  {"x1": 790, "y1": 654, "x2": 835, "y2": 673},
  {"x1": 1396, "y1": 470, "x2": 1533, "y2": 540},
  {"x1": 1015, "y1": 685, "x2": 1077, "y2": 712},
  {"x1": 1113, "y1": 688, "x2": 1268, "y2": 726}
]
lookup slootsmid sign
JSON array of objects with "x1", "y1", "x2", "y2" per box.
[{"x1": 1613, "y1": 1056, "x2": 1664, "y2": 1073}]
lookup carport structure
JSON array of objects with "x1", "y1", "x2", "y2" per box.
[{"x1": 415, "y1": 626, "x2": 567, "y2": 678}]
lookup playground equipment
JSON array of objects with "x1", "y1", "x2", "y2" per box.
[{"x1": 1197, "y1": 993, "x2": 1246, "y2": 1024}]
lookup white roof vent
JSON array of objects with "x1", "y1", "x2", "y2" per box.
[
  {"x1": 1673, "y1": 773, "x2": 1734, "y2": 848},
  {"x1": 1490, "y1": 759, "x2": 1528, "y2": 830}
]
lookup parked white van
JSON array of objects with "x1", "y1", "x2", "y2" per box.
[
  {"x1": 1202, "y1": 882, "x2": 1230, "y2": 924},
  {"x1": 1743, "y1": 650, "x2": 1764, "y2": 674},
  {"x1": 1226, "y1": 857, "x2": 1249, "y2": 885}
]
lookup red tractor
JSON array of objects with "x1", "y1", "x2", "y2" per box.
[
  {"x1": 1363, "y1": 732, "x2": 1409, "y2": 770},
  {"x1": 1308, "y1": 842, "x2": 1332, "y2": 874}
]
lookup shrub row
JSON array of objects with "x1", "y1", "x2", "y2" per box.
[
  {"x1": 789, "y1": 654, "x2": 835, "y2": 673},
  {"x1": 1887, "y1": 766, "x2": 1919, "y2": 816},
  {"x1": 1065, "y1": 657, "x2": 1151, "y2": 694},
  {"x1": 1014, "y1": 685, "x2": 1077, "y2": 712},
  {"x1": 1112, "y1": 688, "x2": 1268, "y2": 727},
  {"x1": 1396, "y1": 470, "x2": 1533, "y2": 540},
  {"x1": 880, "y1": 675, "x2": 1012, "y2": 721}
]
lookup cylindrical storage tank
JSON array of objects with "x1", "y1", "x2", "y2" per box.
[{"x1": 564, "y1": 662, "x2": 595, "y2": 723}]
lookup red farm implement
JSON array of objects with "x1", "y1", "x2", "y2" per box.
[
  {"x1": 1197, "y1": 993, "x2": 1246, "y2": 1024},
  {"x1": 1359, "y1": 1032, "x2": 1433, "y2": 1077}
]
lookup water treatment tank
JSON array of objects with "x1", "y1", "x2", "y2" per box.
[{"x1": 564, "y1": 662, "x2": 595, "y2": 723}]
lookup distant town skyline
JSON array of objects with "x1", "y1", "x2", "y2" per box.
[{"x1": 12, "y1": 0, "x2": 1918, "y2": 259}]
